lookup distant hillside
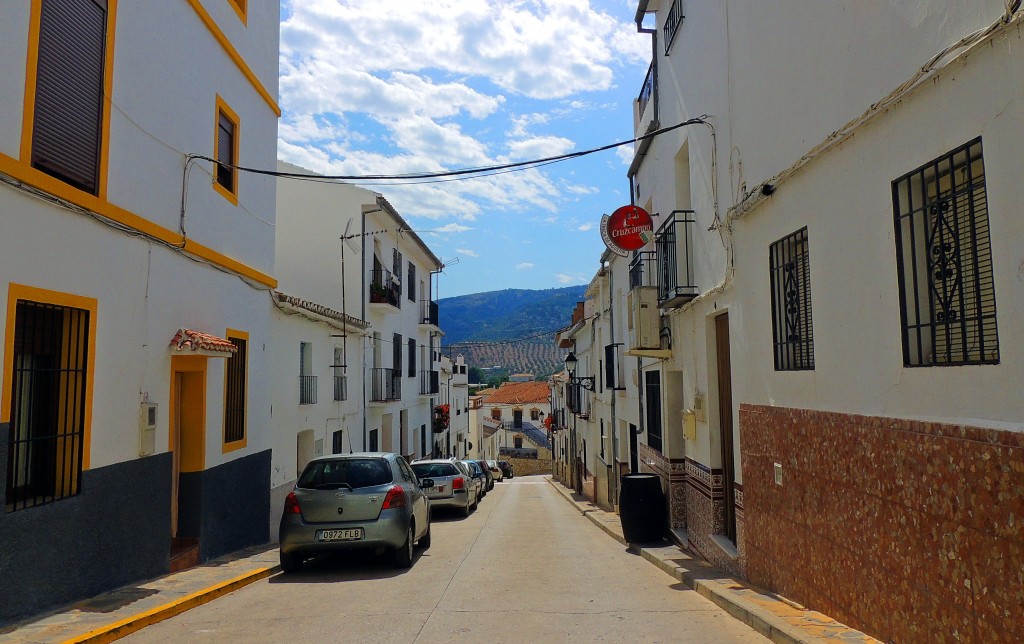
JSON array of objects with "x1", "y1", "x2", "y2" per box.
[{"x1": 439, "y1": 285, "x2": 585, "y2": 378}]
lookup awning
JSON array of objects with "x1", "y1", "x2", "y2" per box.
[{"x1": 170, "y1": 328, "x2": 238, "y2": 356}]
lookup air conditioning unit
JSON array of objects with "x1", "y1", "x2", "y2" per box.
[
  {"x1": 627, "y1": 286, "x2": 660, "y2": 350},
  {"x1": 139, "y1": 403, "x2": 157, "y2": 457}
]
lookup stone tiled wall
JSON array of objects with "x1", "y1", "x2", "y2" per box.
[
  {"x1": 638, "y1": 442, "x2": 687, "y2": 530},
  {"x1": 739, "y1": 404, "x2": 1024, "y2": 643}
]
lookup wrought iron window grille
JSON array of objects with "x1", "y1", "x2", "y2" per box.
[
  {"x1": 654, "y1": 210, "x2": 699, "y2": 308},
  {"x1": 769, "y1": 227, "x2": 814, "y2": 371},
  {"x1": 892, "y1": 137, "x2": 998, "y2": 367},
  {"x1": 663, "y1": 0, "x2": 684, "y2": 55}
]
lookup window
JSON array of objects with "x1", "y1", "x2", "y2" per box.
[
  {"x1": 224, "y1": 331, "x2": 248, "y2": 445},
  {"x1": 332, "y1": 347, "x2": 347, "y2": 402},
  {"x1": 644, "y1": 371, "x2": 662, "y2": 453},
  {"x1": 605, "y1": 343, "x2": 625, "y2": 389},
  {"x1": 408, "y1": 338, "x2": 416, "y2": 377},
  {"x1": 227, "y1": 0, "x2": 247, "y2": 24},
  {"x1": 491, "y1": 408, "x2": 501, "y2": 420},
  {"x1": 769, "y1": 227, "x2": 814, "y2": 370},
  {"x1": 368, "y1": 429, "x2": 379, "y2": 452},
  {"x1": 213, "y1": 97, "x2": 239, "y2": 203},
  {"x1": 408, "y1": 263, "x2": 416, "y2": 302},
  {"x1": 393, "y1": 334, "x2": 402, "y2": 371},
  {"x1": 600, "y1": 419, "x2": 606, "y2": 460},
  {"x1": 663, "y1": 0, "x2": 684, "y2": 54},
  {"x1": 514, "y1": 436, "x2": 523, "y2": 449},
  {"x1": 31, "y1": 0, "x2": 108, "y2": 194},
  {"x1": 6, "y1": 296, "x2": 92, "y2": 511},
  {"x1": 393, "y1": 249, "x2": 403, "y2": 300},
  {"x1": 530, "y1": 409, "x2": 540, "y2": 421},
  {"x1": 893, "y1": 138, "x2": 998, "y2": 366},
  {"x1": 332, "y1": 429, "x2": 344, "y2": 454},
  {"x1": 299, "y1": 342, "x2": 316, "y2": 405}
]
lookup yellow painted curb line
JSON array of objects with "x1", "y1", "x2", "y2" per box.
[{"x1": 61, "y1": 566, "x2": 277, "y2": 644}]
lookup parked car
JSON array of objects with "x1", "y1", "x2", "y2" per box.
[
  {"x1": 462, "y1": 460, "x2": 488, "y2": 499},
  {"x1": 486, "y1": 459, "x2": 503, "y2": 482},
  {"x1": 475, "y1": 460, "x2": 494, "y2": 491},
  {"x1": 411, "y1": 459, "x2": 479, "y2": 517},
  {"x1": 278, "y1": 452, "x2": 432, "y2": 573},
  {"x1": 498, "y1": 460, "x2": 514, "y2": 479}
]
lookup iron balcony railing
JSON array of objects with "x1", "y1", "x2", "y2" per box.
[
  {"x1": 663, "y1": 0, "x2": 684, "y2": 54},
  {"x1": 420, "y1": 299, "x2": 438, "y2": 326},
  {"x1": 629, "y1": 251, "x2": 657, "y2": 290},
  {"x1": 419, "y1": 370, "x2": 439, "y2": 395},
  {"x1": 333, "y1": 374, "x2": 347, "y2": 402},
  {"x1": 655, "y1": 210, "x2": 699, "y2": 308},
  {"x1": 370, "y1": 367, "x2": 401, "y2": 402},
  {"x1": 300, "y1": 375, "x2": 317, "y2": 405},
  {"x1": 369, "y1": 268, "x2": 400, "y2": 308},
  {"x1": 638, "y1": 62, "x2": 655, "y2": 121}
]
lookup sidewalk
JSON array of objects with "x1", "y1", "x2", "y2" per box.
[
  {"x1": 545, "y1": 476, "x2": 879, "y2": 644},
  {"x1": 0, "y1": 545, "x2": 279, "y2": 644}
]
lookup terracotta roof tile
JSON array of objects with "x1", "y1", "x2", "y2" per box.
[
  {"x1": 170, "y1": 328, "x2": 237, "y2": 354},
  {"x1": 483, "y1": 381, "x2": 550, "y2": 405}
]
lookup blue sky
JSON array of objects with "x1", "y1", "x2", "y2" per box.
[{"x1": 278, "y1": 0, "x2": 651, "y2": 298}]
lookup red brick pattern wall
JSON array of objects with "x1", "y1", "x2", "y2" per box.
[{"x1": 739, "y1": 404, "x2": 1024, "y2": 643}]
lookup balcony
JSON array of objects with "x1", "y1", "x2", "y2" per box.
[
  {"x1": 420, "y1": 299, "x2": 438, "y2": 327},
  {"x1": 299, "y1": 375, "x2": 317, "y2": 405},
  {"x1": 637, "y1": 62, "x2": 656, "y2": 127},
  {"x1": 333, "y1": 374, "x2": 347, "y2": 402},
  {"x1": 419, "y1": 370, "x2": 439, "y2": 395},
  {"x1": 655, "y1": 210, "x2": 699, "y2": 308},
  {"x1": 629, "y1": 251, "x2": 656, "y2": 290},
  {"x1": 369, "y1": 269, "x2": 401, "y2": 309},
  {"x1": 369, "y1": 367, "x2": 402, "y2": 402}
]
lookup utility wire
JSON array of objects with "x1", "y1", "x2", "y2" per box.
[{"x1": 187, "y1": 117, "x2": 707, "y2": 184}]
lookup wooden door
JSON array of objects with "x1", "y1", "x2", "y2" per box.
[{"x1": 715, "y1": 313, "x2": 736, "y2": 542}]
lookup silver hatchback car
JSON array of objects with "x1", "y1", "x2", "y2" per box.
[
  {"x1": 279, "y1": 453, "x2": 432, "y2": 572},
  {"x1": 410, "y1": 459, "x2": 478, "y2": 517}
]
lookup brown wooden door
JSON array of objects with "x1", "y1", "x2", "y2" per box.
[{"x1": 715, "y1": 313, "x2": 737, "y2": 543}]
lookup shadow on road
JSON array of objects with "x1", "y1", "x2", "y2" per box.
[{"x1": 267, "y1": 549, "x2": 428, "y2": 583}]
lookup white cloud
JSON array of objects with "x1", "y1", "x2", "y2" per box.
[
  {"x1": 555, "y1": 273, "x2": 585, "y2": 284},
  {"x1": 616, "y1": 145, "x2": 634, "y2": 166},
  {"x1": 432, "y1": 223, "x2": 474, "y2": 233},
  {"x1": 565, "y1": 184, "x2": 599, "y2": 196},
  {"x1": 506, "y1": 136, "x2": 575, "y2": 161},
  {"x1": 516, "y1": 262, "x2": 535, "y2": 270},
  {"x1": 456, "y1": 248, "x2": 479, "y2": 257},
  {"x1": 578, "y1": 223, "x2": 594, "y2": 231}
]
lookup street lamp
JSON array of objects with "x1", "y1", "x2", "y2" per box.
[{"x1": 563, "y1": 352, "x2": 594, "y2": 390}]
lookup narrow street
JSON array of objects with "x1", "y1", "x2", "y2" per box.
[{"x1": 123, "y1": 475, "x2": 767, "y2": 643}]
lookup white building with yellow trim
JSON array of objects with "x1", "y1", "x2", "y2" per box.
[{"x1": 0, "y1": 0, "x2": 279, "y2": 622}]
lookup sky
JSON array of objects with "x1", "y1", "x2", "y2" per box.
[{"x1": 277, "y1": 0, "x2": 652, "y2": 298}]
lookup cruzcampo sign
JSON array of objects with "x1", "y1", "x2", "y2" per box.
[{"x1": 600, "y1": 205, "x2": 654, "y2": 256}]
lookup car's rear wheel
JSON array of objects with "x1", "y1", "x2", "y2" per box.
[
  {"x1": 462, "y1": 500, "x2": 472, "y2": 517},
  {"x1": 395, "y1": 524, "x2": 414, "y2": 568},
  {"x1": 280, "y1": 549, "x2": 303, "y2": 574}
]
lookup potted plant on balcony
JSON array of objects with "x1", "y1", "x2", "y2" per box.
[
  {"x1": 370, "y1": 282, "x2": 389, "y2": 303},
  {"x1": 432, "y1": 403, "x2": 450, "y2": 434}
]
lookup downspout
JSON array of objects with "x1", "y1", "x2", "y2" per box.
[{"x1": 361, "y1": 207, "x2": 367, "y2": 451}]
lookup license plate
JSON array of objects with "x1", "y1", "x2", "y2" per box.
[
  {"x1": 318, "y1": 528, "x2": 363, "y2": 542},
  {"x1": 430, "y1": 486, "x2": 445, "y2": 493}
]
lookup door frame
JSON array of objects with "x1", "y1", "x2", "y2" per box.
[
  {"x1": 714, "y1": 313, "x2": 737, "y2": 543},
  {"x1": 169, "y1": 355, "x2": 207, "y2": 537}
]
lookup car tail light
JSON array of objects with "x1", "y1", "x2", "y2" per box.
[
  {"x1": 382, "y1": 485, "x2": 407, "y2": 509},
  {"x1": 284, "y1": 491, "x2": 302, "y2": 514},
  {"x1": 452, "y1": 476, "x2": 465, "y2": 490}
]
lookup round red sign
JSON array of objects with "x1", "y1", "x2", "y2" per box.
[{"x1": 601, "y1": 205, "x2": 653, "y2": 255}]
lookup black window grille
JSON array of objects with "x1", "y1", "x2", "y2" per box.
[
  {"x1": 769, "y1": 227, "x2": 814, "y2": 370},
  {"x1": 7, "y1": 300, "x2": 89, "y2": 511},
  {"x1": 408, "y1": 263, "x2": 416, "y2": 302},
  {"x1": 655, "y1": 211, "x2": 698, "y2": 307},
  {"x1": 893, "y1": 138, "x2": 998, "y2": 367},
  {"x1": 663, "y1": 0, "x2": 684, "y2": 54},
  {"x1": 644, "y1": 371, "x2": 662, "y2": 453},
  {"x1": 225, "y1": 337, "x2": 247, "y2": 441},
  {"x1": 408, "y1": 338, "x2": 416, "y2": 377},
  {"x1": 629, "y1": 251, "x2": 656, "y2": 290},
  {"x1": 31, "y1": 0, "x2": 106, "y2": 194}
]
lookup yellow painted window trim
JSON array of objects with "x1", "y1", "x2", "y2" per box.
[
  {"x1": 227, "y1": 0, "x2": 247, "y2": 25},
  {"x1": 185, "y1": 0, "x2": 280, "y2": 116},
  {"x1": 20, "y1": 0, "x2": 118, "y2": 200},
  {"x1": 0, "y1": 153, "x2": 276, "y2": 288},
  {"x1": 2, "y1": 284, "x2": 98, "y2": 470},
  {"x1": 213, "y1": 95, "x2": 240, "y2": 206},
  {"x1": 222, "y1": 328, "x2": 249, "y2": 453}
]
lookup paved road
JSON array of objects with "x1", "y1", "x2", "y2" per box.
[{"x1": 124, "y1": 475, "x2": 768, "y2": 643}]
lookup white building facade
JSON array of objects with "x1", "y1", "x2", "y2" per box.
[
  {"x1": 588, "y1": 0, "x2": 1024, "y2": 639},
  {"x1": 0, "y1": 0, "x2": 280, "y2": 621}
]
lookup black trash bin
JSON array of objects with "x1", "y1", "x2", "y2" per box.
[{"x1": 619, "y1": 473, "x2": 665, "y2": 543}]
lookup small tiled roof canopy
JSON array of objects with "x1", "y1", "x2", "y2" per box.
[{"x1": 169, "y1": 328, "x2": 238, "y2": 354}]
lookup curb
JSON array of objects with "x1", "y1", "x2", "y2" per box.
[
  {"x1": 545, "y1": 477, "x2": 876, "y2": 644},
  {"x1": 61, "y1": 566, "x2": 278, "y2": 644}
]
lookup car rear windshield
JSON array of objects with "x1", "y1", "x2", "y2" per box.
[
  {"x1": 411, "y1": 463, "x2": 460, "y2": 478},
  {"x1": 297, "y1": 458, "x2": 392, "y2": 490}
]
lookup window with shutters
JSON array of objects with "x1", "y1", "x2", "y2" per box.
[
  {"x1": 408, "y1": 263, "x2": 416, "y2": 302},
  {"x1": 213, "y1": 96, "x2": 240, "y2": 204},
  {"x1": 223, "y1": 331, "x2": 248, "y2": 448},
  {"x1": 30, "y1": 0, "x2": 109, "y2": 195},
  {"x1": 392, "y1": 249, "x2": 403, "y2": 300},
  {"x1": 408, "y1": 338, "x2": 416, "y2": 377},
  {"x1": 227, "y1": 0, "x2": 247, "y2": 24}
]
